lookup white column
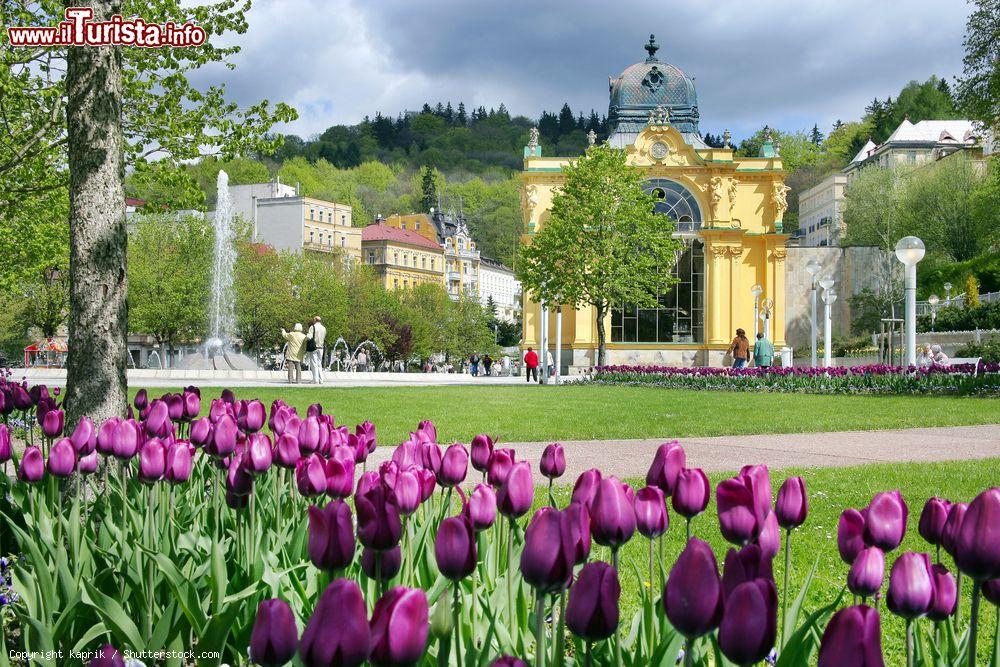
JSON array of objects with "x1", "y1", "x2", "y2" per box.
[
  {"x1": 823, "y1": 299, "x2": 833, "y2": 368},
  {"x1": 905, "y1": 264, "x2": 917, "y2": 367},
  {"x1": 555, "y1": 305, "x2": 562, "y2": 386},
  {"x1": 539, "y1": 301, "x2": 548, "y2": 384},
  {"x1": 810, "y1": 285, "x2": 817, "y2": 368}
]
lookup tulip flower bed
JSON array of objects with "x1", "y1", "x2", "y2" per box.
[
  {"x1": 0, "y1": 379, "x2": 998, "y2": 666},
  {"x1": 591, "y1": 363, "x2": 1000, "y2": 395}
]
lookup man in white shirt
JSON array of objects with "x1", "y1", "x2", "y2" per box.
[{"x1": 307, "y1": 316, "x2": 327, "y2": 384}]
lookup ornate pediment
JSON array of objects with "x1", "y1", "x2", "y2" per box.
[{"x1": 628, "y1": 124, "x2": 704, "y2": 169}]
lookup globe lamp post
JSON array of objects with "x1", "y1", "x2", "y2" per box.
[
  {"x1": 895, "y1": 236, "x2": 926, "y2": 368},
  {"x1": 751, "y1": 284, "x2": 763, "y2": 337},
  {"x1": 805, "y1": 259, "x2": 822, "y2": 367},
  {"x1": 928, "y1": 294, "x2": 940, "y2": 333},
  {"x1": 822, "y1": 288, "x2": 837, "y2": 368}
]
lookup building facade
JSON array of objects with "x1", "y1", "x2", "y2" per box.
[
  {"x1": 522, "y1": 35, "x2": 790, "y2": 370},
  {"x1": 361, "y1": 223, "x2": 445, "y2": 290},
  {"x1": 796, "y1": 173, "x2": 847, "y2": 247},
  {"x1": 479, "y1": 258, "x2": 520, "y2": 322},
  {"x1": 229, "y1": 181, "x2": 361, "y2": 264}
]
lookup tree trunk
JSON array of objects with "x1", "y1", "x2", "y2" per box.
[
  {"x1": 64, "y1": 0, "x2": 128, "y2": 430},
  {"x1": 595, "y1": 302, "x2": 607, "y2": 368}
]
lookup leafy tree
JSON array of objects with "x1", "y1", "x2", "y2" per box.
[
  {"x1": 127, "y1": 161, "x2": 206, "y2": 211},
  {"x1": 822, "y1": 120, "x2": 872, "y2": 164},
  {"x1": 517, "y1": 145, "x2": 681, "y2": 366},
  {"x1": 956, "y1": 0, "x2": 1000, "y2": 133},
  {"x1": 234, "y1": 242, "x2": 292, "y2": 358},
  {"x1": 887, "y1": 77, "x2": 959, "y2": 129},
  {"x1": 965, "y1": 274, "x2": 981, "y2": 308},
  {"x1": 809, "y1": 124, "x2": 824, "y2": 145},
  {"x1": 420, "y1": 165, "x2": 438, "y2": 212}
]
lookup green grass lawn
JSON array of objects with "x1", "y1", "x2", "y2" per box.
[
  {"x1": 559, "y1": 458, "x2": 1000, "y2": 664},
  {"x1": 160, "y1": 385, "x2": 1000, "y2": 445}
]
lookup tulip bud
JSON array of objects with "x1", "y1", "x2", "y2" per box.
[
  {"x1": 273, "y1": 433, "x2": 300, "y2": 468},
  {"x1": 646, "y1": 441, "x2": 685, "y2": 495},
  {"x1": 18, "y1": 446, "x2": 45, "y2": 483},
  {"x1": 633, "y1": 486, "x2": 667, "y2": 539},
  {"x1": 775, "y1": 476, "x2": 808, "y2": 530},
  {"x1": 468, "y1": 483, "x2": 497, "y2": 531},
  {"x1": 564, "y1": 502, "x2": 592, "y2": 565},
  {"x1": 0, "y1": 424, "x2": 12, "y2": 464},
  {"x1": 189, "y1": 417, "x2": 213, "y2": 448},
  {"x1": 927, "y1": 564, "x2": 956, "y2": 621},
  {"x1": 417, "y1": 419, "x2": 437, "y2": 443},
  {"x1": 182, "y1": 391, "x2": 201, "y2": 421},
  {"x1": 144, "y1": 400, "x2": 170, "y2": 437},
  {"x1": 324, "y1": 457, "x2": 355, "y2": 500},
  {"x1": 78, "y1": 450, "x2": 99, "y2": 475},
  {"x1": 361, "y1": 545, "x2": 402, "y2": 582},
  {"x1": 470, "y1": 434, "x2": 494, "y2": 473},
  {"x1": 817, "y1": 604, "x2": 884, "y2": 667},
  {"x1": 672, "y1": 467, "x2": 711, "y2": 519},
  {"x1": 953, "y1": 487, "x2": 1000, "y2": 581},
  {"x1": 864, "y1": 491, "x2": 908, "y2": 553},
  {"x1": 838, "y1": 508, "x2": 867, "y2": 565},
  {"x1": 296, "y1": 454, "x2": 328, "y2": 497},
  {"x1": 717, "y1": 477, "x2": 759, "y2": 546},
  {"x1": 718, "y1": 578, "x2": 778, "y2": 666},
  {"x1": 97, "y1": 417, "x2": 120, "y2": 455},
  {"x1": 165, "y1": 442, "x2": 193, "y2": 484},
  {"x1": 392, "y1": 440, "x2": 419, "y2": 469},
  {"x1": 357, "y1": 484, "x2": 403, "y2": 551},
  {"x1": 722, "y1": 544, "x2": 773, "y2": 603},
  {"x1": 756, "y1": 511, "x2": 781, "y2": 560},
  {"x1": 242, "y1": 399, "x2": 266, "y2": 433},
  {"x1": 740, "y1": 464, "x2": 773, "y2": 523},
  {"x1": 498, "y1": 460, "x2": 534, "y2": 519},
  {"x1": 590, "y1": 477, "x2": 636, "y2": 548},
  {"x1": 137, "y1": 438, "x2": 166, "y2": 483},
  {"x1": 981, "y1": 578, "x2": 1000, "y2": 606},
  {"x1": 369, "y1": 587, "x2": 429, "y2": 667},
  {"x1": 308, "y1": 501, "x2": 356, "y2": 572},
  {"x1": 88, "y1": 644, "x2": 125, "y2": 667},
  {"x1": 438, "y1": 443, "x2": 468, "y2": 487},
  {"x1": 539, "y1": 443, "x2": 566, "y2": 480},
  {"x1": 211, "y1": 414, "x2": 239, "y2": 457},
  {"x1": 356, "y1": 471, "x2": 380, "y2": 499},
  {"x1": 566, "y1": 561, "x2": 621, "y2": 642},
  {"x1": 486, "y1": 448, "x2": 514, "y2": 487},
  {"x1": 848, "y1": 547, "x2": 886, "y2": 598},
  {"x1": 220, "y1": 388, "x2": 236, "y2": 404},
  {"x1": 165, "y1": 393, "x2": 184, "y2": 422},
  {"x1": 393, "y1": 469, "x2": 422, "y2": 516},
  {"x1": 112, "y1": 419, "x2": 141, "y2": 460},
  {"x1": 521, "y1": 508, "x2": 574, "y2": 594},
  {"x1": 70, "y1": 416, "x2": 96, "y2": 455},
  {"x1": 917, "y1": 497, "x2": 951, "y2": 547},
  {"x1": 244, "y1": 433, "x2": 273, "y2": 475},
  {"x1": 249, "y1": 598, "x2": 298, "y2": 666},
  {"x1": 419, "y1": 442, "x2": 442, "y2": 476},
  {"x1": 47, "y1": 438, "x2": 76, "y2": 478},
  {"x1": 299, "y1": 579, "x2": 371, "y2": 667},
  {"x1": 664, "y1": 538, "x2": 724, "y2": 639},
  {"x1": 940, "y1": 502, "x2": 968, "y2": 558},
  {"x1": 435, "y1": 515, "x2": 477, "y2": 581},
  {"x1": 490, "y1": 658, "x2": 530, "y2": 667},
  {"x1": 416, "y1": 467, "x2": 436, "y2": 502},
  {"x1": 227, "y1": 455, "x2": 253, "y2": 496},
  {"x1": 42, "y1": 408, "x2": 65, "y2": 439},
  {"x1": 134, "y1": 388, "x2": 149, "y2": 411},
  {"x1": 887, "y1": 552, "x2": 934, "y2": 619}
]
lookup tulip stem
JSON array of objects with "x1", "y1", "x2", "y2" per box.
[
  {"x1": 553, "y1": 590, "x2": 566, "y2": 666},
  {"x1": 548, "y1": 478, "x2": 555, "y2": 507},
  {"x1": 683, "y1": 637, "x2": 694, "y2": 667},
  {"x1": 535, "y1": 589, "x2": 547, "y2": 667},
  {"x1": 584, "y1": 642, "x2": 592, "y2": 667},
  {"x1": 658, "y1": 535, "x2": 665, "y2": 591},
  {"x1": 955, "y1": 571, "x2": 963, "y2": 633},
  {"x1": 906, "y1": 619, "x2": 914, "y2": 667},
  {"x1": 508, "y1": 518, "x2": 516, "y2": 634},
  {"x1": 647, "y1": 538, "x2": 657, "y2": 656},
  {"x1": 781, "y1": 528, "x2": 791, "y2": 650},
  {"x1": 612, "y1": 547, "x2": 622, "y2": 667},
  {"x1": 454, "y1": 582, "x2": 464, "y2": 667},
  {"x1": 968, "y1": 583, "x2": 981, "y2": 667},
  {"x1": 685, "y1": 517, "x2": 692, "y2": 542}
]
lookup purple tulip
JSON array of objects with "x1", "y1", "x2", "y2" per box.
[
  {"x1": 981, "y1": 578, "x2": 1000, "y2": 606},
  {"x1": 498, "y1": 460, "x2": 534, "y2": 519},
  {"x1": 296, "y1": 454, "x2": 328, "y2": 497},
  {"x1": 953, "y1": 487, "x2": 1000, "y2": 581},
  {"x1": 838, "y1": 508, "x2": 868, "y2": 565},
  {"x1": 539, "y1": 443, "x2": 566, "y2": 479},
  {"x1": 486, "y1": 448, "x2": 514, "y2": 487},
  {"x1": 144, "y1": 400, "x2": 170, "y2": 437},
  {"x1": 249, "y1": 598, "x2": 298, "y2": 666},
  {"x1": 164, "y1": 441, "x2": 193, "y2": 484},
  {"x1": 273, "y1": 433, "x2": 299, "y2": 469},
  {"x1": 209, "y1": 398, "x2": 231, "y2": 423},
  {"x1": 189, "y1": 417, "x2": 213, "y2": 448},
  {"x1": 18, "y1": 446, "x2": 44, "y2": 483},
  {"x1": 467, "y1": 483, "x2": 497, "y2": 531},
  {"x1": 718, "y1": 578, "x2": 778, "y2": 666},
  {"x1": 717, "y1": 478, "x2": 759, "y2": 546},
  {"x1": 393, "y1": 468, "x2": 422, "y2": 516},
  {"x1": 298, "y1": 416, "x2": 323, "y2": 455},
  {"x1": 490, "y1": 657, "x2": 529, "y2": 667},
  {"x1": 470, "y1": 434, "x2": 494, "y2": 473},
  {"x1": 243, "y1": 433, "x2": 273, "y2": 475},
  {"x1": 646, "y1": 440, "x2": 685, "y2": 495},
  {"x1": 182, "y1": 391, "x2": 201, "y2": 421},
  {"x1": 210, "y1": 414, "x2": 239, "y2": 457},
  {"x1": 356, "y1": 471, "x2": 380, "y2": 499},
  {"x1": 0, "y1": 424, "x2": 9, "y2": 464},
  {"x1": 97, "y1": 417, "x2": 120, "y2": 455},
  {"x1": 134, "y1": 388, "x2": 149, "y2": 411},
  {"x1": 357, "y1": 484, "x2": 403, "y2": 551},
  {"x1": 220, "y1": 388, "x2": 236, "y2": 404},
  {"x1": 818, "y1": 605, "x2": 885, "y2": 667},
  {"x1": 722, "y1": 544, "x2": 772, "y2": 602},
  {"x1": 588, "y1": 477, "x2": 636, "y2": 548},
  {"x1": 918, "y1": 497, "x2": 951, "y2": 547},
  {"x1": 672, "y1": 467, "x2": 711, "y2": 519},
  {"x1": 438, "y1": 443, "x2": 469, "y2": 487},
  {"x1": 848, "y1": 547, "x2": 886, "y2": 598},
  {"x1": 564, "y1": 501, "x2": 592, "y2": 565},
  {"x1": 416, "y1": 468, "x2": 436, "y2": 502},
  {"x1": 68, "y1": 417, "x2": 96, "y2": 456},
  {"x1": 42, "y1": 408, "x2": 64, "y2": 439},
  {"x1": 308, "y1": 501, "x2": 356, "y2": 572},
  {"x1": 571, "y1": 468, "x2": 602, "y2": 509},
  {"x1": 78, "y1": 450, "x2": 99, "y2": 475},
  {"x1": 775, "y1": 476, "x2": 808, "y2": 530},
  {"x1": 887, "y1": 552, "x2": 935, "y2": 619},
  {"x1": 941, "y1": 502, "x2": 968, "y2": 558},
  {"x1": 227, "y1": 454, "x2": 253, "y2": 496},
  {"x1": 740, "y1": 464, "x2": 773, "y2": 523},
  {"x1": 87, "y1": 643, "x2": 125, "y2": 667},
  {"x1": 435, "y1": 514, "x2": 477, "y2": 581},
  {"x1": 566, "y1": 561, "x2": 620, "y2": 642},
  {"x1": 47, "y1": 438, "x2": 76, "y2": 478},
  {"x1": 634, "y1": 486, "x2": 668, "y2": 539},
  {"x1": 369, "y1": 587, "x2": 429, "y2": 667},
  {"x1": 927, "y1": 564, "x2": 957, "y2": 621},
  {"x1": 164, "y1": 393, "x2": 184, "y2": 422},
  {"x1": 299, "y1": 579, "x2": 371, "y2": 667},
  {"x1": 756, "y1": 511, "x2": 781, "y2": 560},
  {"x1": 392, "y1": 441, "x2": 420, "y2": 470},
  {"x1": 864, "y1": 491, "x2": 908, "y2": 552},
  {"x1": 362, "y1": 545, "x2": 402, "y2": 581},
  {"x1": 664, "y1": 538, "x2": 724, "y2": 638},
  {"x1": 242, "y1": 399, "x2": 266, "y2": 433},
  {"x1": 520, "y1": 507, "x2": 574, "y2": 594},
  {"x1": 113, "y1": 419, "x2": 142, "y2": 460},
  {"x1": 325, "y1": 457, "x2": 355, "y2": 500}
]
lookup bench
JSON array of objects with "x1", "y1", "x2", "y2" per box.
[{"x1": 947, "y1": 357, "x2": 982, "y2": 376}]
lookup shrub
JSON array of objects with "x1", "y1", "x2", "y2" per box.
[
  {"x1": 918, "y1": 300, "x2": 1000, "y2": 332},
  {"x1": 955, "y1": 339, "x2": 1000, "y2": 363}
]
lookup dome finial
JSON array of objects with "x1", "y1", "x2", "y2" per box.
[{"x1": 645, "y1": 34, "x2": 659, "y2": 62}]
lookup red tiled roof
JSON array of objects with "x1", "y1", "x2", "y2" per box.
[{"x1": 362, "y1": 223, "x2": 442, "y2": 251}]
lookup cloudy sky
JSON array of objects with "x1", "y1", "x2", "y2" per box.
[{"x1": 192, "y1": 0, "x2": 972, "y2": 142}]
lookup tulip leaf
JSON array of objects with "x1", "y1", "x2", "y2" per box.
[
  {"x1": 22, "y1": 616, "x2": 57, "y2": 666},
  {"x1": 10, "y1": 522, "x2": 57, "y2": 623},
  {"x1": 781, "y1": 553, "x2": 821, "y2": 649},
  {"x1": 69, "y1": 621, "x2": 110, "y2": 655},
  {"x1": 774, "y1": 591, "x2": 843, "y2": 667},
  {"x1": 81, "y1": 580, "x2": 146, "y2": 652},
  {"x1": 209, "y1": 539, "x2": 227, "y2": 616},
  {"x1": 153, "y1": 552, "x2": 209, "y2": 633}
]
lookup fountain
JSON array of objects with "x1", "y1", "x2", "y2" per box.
[{"x1": 178, "y1": 170, "x2": 258, "y2": 371}]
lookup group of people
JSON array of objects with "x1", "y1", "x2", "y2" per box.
[
  {"x1": 522, "y1": 346, "x2": 555, "y2": 382},
  {"x1": 918, "y1": 344, "x2": 950, "y2": 367},
  {"x1": 280, "y1": 316, "x2": 327, "y2": 384},
  {"x1": 468, "y1": 353, "x2": 514, "y2": 377},
  {"x1": 727, "y1": 328, "x2": 775, "y2": 369}
]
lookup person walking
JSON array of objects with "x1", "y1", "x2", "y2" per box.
[
  {"x1": 523, "y1": 346, "x2": 539, "y2": 383},
  {"x1": 546, "y1": 349, "x2": 555, "y2": 379},
  {"x1": 356, "y1": 350, "x2": 367, "y2": 373},
  {"x1": 752, "y1": 331, "x2": 774, "y2": 368},
  {"x1": 306, "y1": 316, "x2": 327, "y2": 384},
  {"x1": 728, "y1": 328, "x2": 750, "y2": 369},
  {"x1": 483, "y1": 354, "x2": 493, "y2": 376},
  {"x1": 281, "y1": 323, "x2": 308, "y2": 384},
  {"x1": 470, "y1": 353, "x2": 479, "y2": 377}
]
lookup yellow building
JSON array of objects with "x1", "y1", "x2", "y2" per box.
[
  {"x1": 361, "y1": 222, "x2": 445, "y2": 290},
  {"x1": 384, "y1": 211, "x2": 482, "y2": 301},
  {"x1": 522, "y1": 35, "x2": 789, "y2": 370}
]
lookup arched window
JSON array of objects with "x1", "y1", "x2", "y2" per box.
[{"x1": 643, "y1": 179, "x2": 702, "y2": 233}]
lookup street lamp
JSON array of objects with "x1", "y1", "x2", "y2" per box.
[
  {"x1": 895, "y1": 236, "x2": 926, "y2": 368},
  {"x1": 751, "y1": 284, "x2": 763, "y2": 337},
  {"x1": 805, "y1": 259, "x2": 822, "y2": 367},
  {"x1": 822, "y1": 288, "x2": 837, "y2": 368},
  {"x1": 760, "y1": 297, "x2": 774, "y2": 341},
  {"x1": 928, "y1": 294, "x2": 940, "y2": 333},
  {"x1": 944, "y1": 282, "x2": 953, "y2": 305}
]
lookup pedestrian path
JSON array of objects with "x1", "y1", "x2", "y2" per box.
[{"x1": 368, "y1": 424, "x2": 1000, "y2": 483}]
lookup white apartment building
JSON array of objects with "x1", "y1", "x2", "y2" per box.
[
  {"x1": 796, "y1": 173, "x2": 847, "y2": 247},
  {"x1": 479, "y1": 258, "x2": 521, "y2": 322}
]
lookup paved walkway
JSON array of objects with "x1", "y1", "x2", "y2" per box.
[{"x1": 368, "y1": 424, "x2": 1000, "y2": 483}]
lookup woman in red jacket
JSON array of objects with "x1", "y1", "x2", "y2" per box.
[{"x1": 523, "y1": 347, "x2": 539, "y2": 383}]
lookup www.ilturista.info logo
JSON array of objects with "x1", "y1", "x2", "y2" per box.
[{"x1": 7, "y1": 7, "x2": 206, "y2": 48}]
